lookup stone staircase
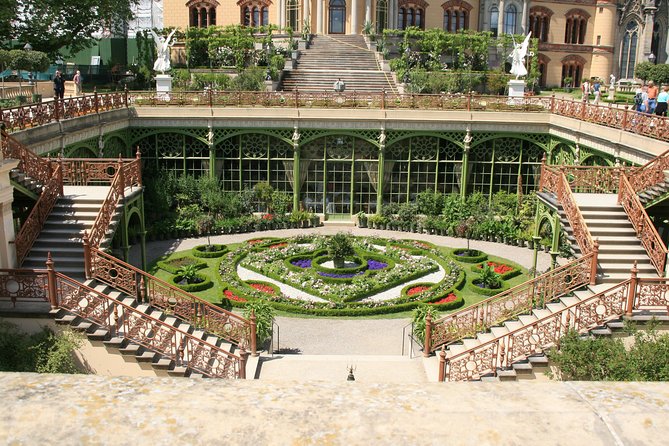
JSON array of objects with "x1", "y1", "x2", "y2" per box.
[
  {"x1": 21, "y1": 186, "x2": 121, "y2": 279},
  {"x1": 10, "y1": 169, "x2": 44, "y2": 199},
  {"x1": 638, "y1": 171, "x2": 669, "y2": 207},
  {"x1": 280, "y1": 35, "x2": 397, "y2": 93},
  {"x1": 52, "y1": 280, "x2": 259, "y2": 379}
]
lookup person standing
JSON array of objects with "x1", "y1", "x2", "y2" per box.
[
  {"x1": 53, "y1": 70, "x2": 65, "y2": 100},
  {"x1": 655, "y1": 85, "x2": 668, "y2": 116},
  {"x1": 592, "y1": 79, "x2": 601, "y2": 105},
  {"x1": 647, "y1": 81, "x2": 659, "y2": 114},
  {"x1": 581, "y1": 79, "x2": 590, "y2": 102},
  {"x1": 73, "y1": 70, "x2": 82, "y2": 96}
]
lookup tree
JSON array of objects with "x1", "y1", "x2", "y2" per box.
[
  {"x1": 7, "y1": 0, "x2": 137, "y2": 58},
  {"x1": 0, "y1": 0, "x2": 15, "y2": 47},
  {"x1": 9, "y1": 49, "x2": 50, "y2": 87}
]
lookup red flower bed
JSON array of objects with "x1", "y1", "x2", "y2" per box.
[
  {"x1": 477, "y1": 261, "x2": 514, "y2": 275},
  {"x1": 247, "y1": 239, "x2": 264, "y2": 245},
  {"x1": 407, "y1": 285, "x2": 430, "y2": 296},
  {"x1": 269, "y1": 242, "x2": 288, "y2": 249},
  {"x1": 431, "y1": 293, "x2": 458, "y2": 305},
  {"x1": 224, "y1": 289, "x2": 247, "y2": 303},
  {"x1": 250, "y1": 283, "x2": 275, "y2": 295},
  {"x1": 415, "y1": 242, "x2": 431, "y2": 249},
  {"x1": 262, "y1": 214, "x2": 274, "y2": 220}
]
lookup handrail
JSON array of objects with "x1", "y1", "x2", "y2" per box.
[
  {"x1": 56, "y1": 157, "x2": 139, "y2": 186},
  {"x1": 627, "y1": 147, "x2": 669, "y2": 193},
  {"x1": 54, "y1": 271, "x2": 244, "y2": 378},
  {"x1": 555, "y1": 165, "x2": 633, "y2": 194},
  {"x1": 1, "y1": 130, "x2": 53, "y2": 185},
  {"x1": 14, "y1": 164, "x2": 63, "y2": 264},
  {"x1": 86, "y1": 247, "x2": 256, "y2": 354},
  {"x1": 86, "y1": 158, "x2": 142, "y2": 249},
  {"x1": 428, "y1": 252, "x2": 596, "y2": 353},
  {"x1": 440, "y1": 279, "x2": 632, "y2": 381},
  {"x1": 0, "y1": 268, "x2": 48, "y2": 307},
  {"x1": 618, "y1": 173, "x2": 668, "y2": 274},
  {"x1": 541, "y1": 164, "x2": 597, "y2": 257}
]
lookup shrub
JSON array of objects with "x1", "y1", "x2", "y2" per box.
[
  {"x1": 244, "y1": 300, "x2": 275, "y2": 346},
  {"x1": 412, "y1": 305, "x2": 439, "y2": 345},
  {"x1": 325, "y1": 232, "x2": 355, "y2": 268},
  {"x1": 449, "y1": 248, "x2": 488, "y2": 263},
  {"x1": 171, "y1": 272, "x2": 212, "y2": 292},
  {"x1": 192, "y1": 244, "x2": 228, "y2": 258},
  {"x1": 157, "y1": 256, "x2": 207, "y2": 274}
]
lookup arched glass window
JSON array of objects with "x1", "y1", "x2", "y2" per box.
[
  {"x1": 286, "y1": 0, "x2": 300, "y2": 30},
  {"x1": 398, "y1": 7, "x2": 405, "y2": 29},
  {"x1": 398, "y1": 1, "x2": 425, "y2": 30},
  {"x1": 490, "y1": 6, "x2": 499, "y2": 37},
  {"x1": 620, "y1": 21, "x2": 639, "y2": 78},
  {"x1": 561, "y1": 55, "x2": 585, "y2": 87},
  {"x1": 240, "y1": 0, "x2": 270, "y2": 27},
  {"x1": 504, "y1": 4, "x2": 517, "y2": 35},
  {"x1": 188, "y1": 0, "x2": 218, "y2": 28}
]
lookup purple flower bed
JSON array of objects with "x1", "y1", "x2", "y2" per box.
[
  {"x1": 291, "y1": 259, "x2": 312, "y2": 268},
  {"x1": 318, "y1": 271, "x2": 364, "y2": 279},
  {"x1": 367, "y1": 259, "x2": 388, "y2": 270}
]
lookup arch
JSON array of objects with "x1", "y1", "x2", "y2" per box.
[
  {"x1": 101, "y1": 135, "x2": 130, "y2": 158},
  {"x1": 564, "y1": 9, "x2": 589, "y2": 44},
  {"x1": 561, "y1": 55, "x2": 586, "y2": 87},
  {"x1": 489, "y1": 6, "x2": 499, "y2": 37},
  {"x1": 238, "y1": 0, "x2": 272, "y2": 26},
  {"x1": 529, "y1": 6, "x2": 552, "y2": 43},
  {"x1": 186, "y1": 0, "x2": 220, "y2": 27},
  {"x1": 504, "y1": 4, "x2": 518, "y2": 35},
  {"x1": 442, "y1": 0, "x2": 472, "y2": 33},
  {"x1": 65, "y1": 145, "x2": 98, "y2": 158},
  {"x1": 398, "y1": 0, "x2": 428, "y2": 30},
  {"x1": 620, "y1": 20, "x2": 640, "y2": 79}
]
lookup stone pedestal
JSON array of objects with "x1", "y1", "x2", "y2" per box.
[
  {"x1": 155, "y1": 74, "x2": 173, "y2": 100},
  {"x1": 608, "y1": 86, "x2": 615, "y2": 101},
  {"x1": 507, "y1": 79, "x2": 526, "y2": 105}
]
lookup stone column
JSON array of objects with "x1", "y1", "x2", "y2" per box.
[
  {"x1": 365, "y1": 0, "x2": 372, "y2": 25},
  {"x1": 317, "y1": 0, "x2": 323, "y2": 34},
  {"x1": 0, "y1": 158, "x2": 19, "y2": 269},
  {"x1": 377, "y1": 129, "x2": 386, "y2": 214},
  {"x1": 304, "y1": 0, "x2": 311, "y2": 31},
  {"x1": 389, "y1": 0, "x2": 396, "y2": 29},
  {"x1": 497, "y1": 0, "x2": 505, "y2": 35},
  {"x1": 640, "y1": 4, "x2": 657, "y2": 61},
  {"x1": 292, "y1": 126, "x2": 301, "y2": 212},
  {"x1": 521, "y1": 0, "x2": 529, "y2": 34},
  {"x1": 279, "y1": 0, "x2": 285, "y2": 30},
  {"x1": 351, "y1": 0, "x2": 359, "y2": 34},
  {"x1": 460, "y1": 127, "x2": 472, "y2": 201}
]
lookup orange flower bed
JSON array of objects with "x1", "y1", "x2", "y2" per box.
[
  {"x1": 224, "y1": 289, "x2": 247, "y2": 302},
  {"x1": 477, "y1": 261, "x2": 514, "y2": 275},
  {"x1": 407, "y1": 285, "x2": 430, "y2": 296},
  {"x1": 250, "y1": 283, "x2": 275, "y2": 295},
  {"x1": 430, "y1": 293, "x2": 458, "y2": 305},
  {"x1": 269, "y1": 242, "x2": 288, "y2": 249}
]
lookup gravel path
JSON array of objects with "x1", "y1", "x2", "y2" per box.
[{"x1": 133, "y1": 226, "x2": 554, "y2": 356}]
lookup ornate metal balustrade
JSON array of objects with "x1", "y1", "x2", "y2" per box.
[
  {"x1": 627, "y1": 148, "x2": 669, "y2": 193},
  {"x1": 427, "y1": 253, "x2": 596, "y2": 354},
  {"x1": 440, "y1": 279, "x2": 632, "y2": 381},
  {"x1": 86, "y1": 247, "x2": 255, "y2": 354},
  {"x1": 618, "y1": 174, "x2": 667, "y2": 274},
  {"x1": 0, "y1": 264, "x2": 246, "y2": 378},
  {"x1": 0, "y1": 269, "x2": 48, "y2": 307},
  {"x1": 557, "y1": 165, "x2": 631, "y2": 194},
  {"x1": 1, "y1": 130, "x2": 53, "y2": 185},
  {"x1": 540, "y1": 164, "x2": 597, "y2": 256},
  {"x1": 1, "y1": 90, "x2": 127, "y2": 132},
  {"x1": 14, "y1": 164, "x2": 63, "y2": 264}
]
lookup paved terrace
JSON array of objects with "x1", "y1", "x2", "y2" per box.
[{"x1": 1, "y1": 373, "x2": 668, "y2": 445}]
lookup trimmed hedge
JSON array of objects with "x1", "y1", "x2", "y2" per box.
[
  {"x1": 471, "y1": 262, "x2": 522, "y2": 280},
  {"x1": 427, "y1": 293, "x2": 465, "y2": 311},
  {"x1": 449, "y1": 248, "x2": 488, "y2": 263},
  {"x1": 192, "y1": 244, "x2": 228, "y2": 258},
  {"x1": 467, "y1": 275, "x2": 510, "y2": 296},
  {"x1": 157, "y1": 256, "x2": 207, "y2": 274},
  {"x1": 312, "y1": 255, "x2": 368, "y2": 275},
  {"x1": 171, "y1": 273, "x2": 213, "y2": 292}
]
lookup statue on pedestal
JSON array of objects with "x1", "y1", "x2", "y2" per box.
[
  {"x1": 509, "y1": 32, "x2": 532, "y2": 79},
  {"x1": 150, "y1": 29, "x2": 177, "y2": 74}
]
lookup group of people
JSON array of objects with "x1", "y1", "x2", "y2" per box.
[
  {"x1": 52, "y1": 69, "x2": 83, "y2": 99},
  {"x1": 580, "y1": 79, "x2": 603, "y2": 105},
  {"x1": 633, "y1": 81, "x2": 669, "y2": 116}
]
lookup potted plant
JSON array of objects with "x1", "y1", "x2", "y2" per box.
[
  {"x1": 563, "y1": 76, "x2": 573, "y2": 93},
  {"x1": 356, "y1": 211, "x2": 368, "y2": 228}
]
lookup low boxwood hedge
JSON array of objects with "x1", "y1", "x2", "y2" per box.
[
  {"x1": 192, "y1": 244, "x2": 228, "y2": 258},
  {"x1": 157, "y1": 256, "x2": 207, "y2": 274},
  {"x1": 449, "y1": 248, "x2": 488, "y2": 263},
  {"x1": 171, "y1": 273, "x2": 213, "y2": 292},
  {"x1": 470, "y1": 262, "x2": 522, "y2": 280},
  {"x1": 467, "y1": 275, "x2": 510, "y2": 296}
]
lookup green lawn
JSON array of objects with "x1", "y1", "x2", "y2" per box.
[{"x1": 147, "y1": 240, "x2": 531, "y2": 319}]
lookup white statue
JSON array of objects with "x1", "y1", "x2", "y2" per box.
[
  {"x1": 150, "y1": 29, "x2": 177, "y2": 73},
  {"x1": 609, "y1": 74, "x2": 616, "y2": 86},
  {"x1": 509, "y1": 32, "x2": 532, "y2": 79}
]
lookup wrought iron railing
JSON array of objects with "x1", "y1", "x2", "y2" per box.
[
  {"x1": 14, "y1": 164, "x2": 63, "y2": 264},
  {"x1": 427, "y1": 253, "x2": 596, "y2": 354},
  {"x1": 1, "y1": 90, "x2": 128, "y2": 132},
  {"x1": 0, "y1": 268, "x2": 48, "y2": 307},
  {"x1": 86, "y1": 157, "x2": 142, "y2": 249},
  {"x1": 540, "y1": 164, "x2": 597, "y2": 256},
  {"x1": 86, "y1": 247, "x2": 256, "y2": 354},
  {"x1": 1, "y1": 130, "x2": 53, "y2": 185},
  {"x1": 626, "y1": 147, "x2": 669, "y2": 193},
  {"x1": 556, "y1": 165, "x2": 632, "y2": 194},
  {"x1": 618, "y1": 174, "x2": 668, "y2": 274},
  {"x1": 440, "y1": 279, "x2": 631, "y2": 381}
]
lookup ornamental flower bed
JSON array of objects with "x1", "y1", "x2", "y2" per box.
[
  {"x1": 407, "y1": 285, "x2": 431, "y2": 296},
  {"x1": 367, "y1": 259, "x2": 388, "y2": 270},
  {"x1": 291, "y1": 259, "x2": 312, "y2": 268},
  {"x1": 477, "y1": 261, "x2": 513, "y2": 274},
  {"x1": 249, "y1": 283, "x2": 276, "y2": 295},
  {"x1": 223, "y1": 289, "x2": 247, "y2": 303},
  {"x1": 269, "y1": 242, "x2": 288, "y2": 249},
  {"x1": 430, "y1": 293, "x2": 458, "y2": 305}
]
